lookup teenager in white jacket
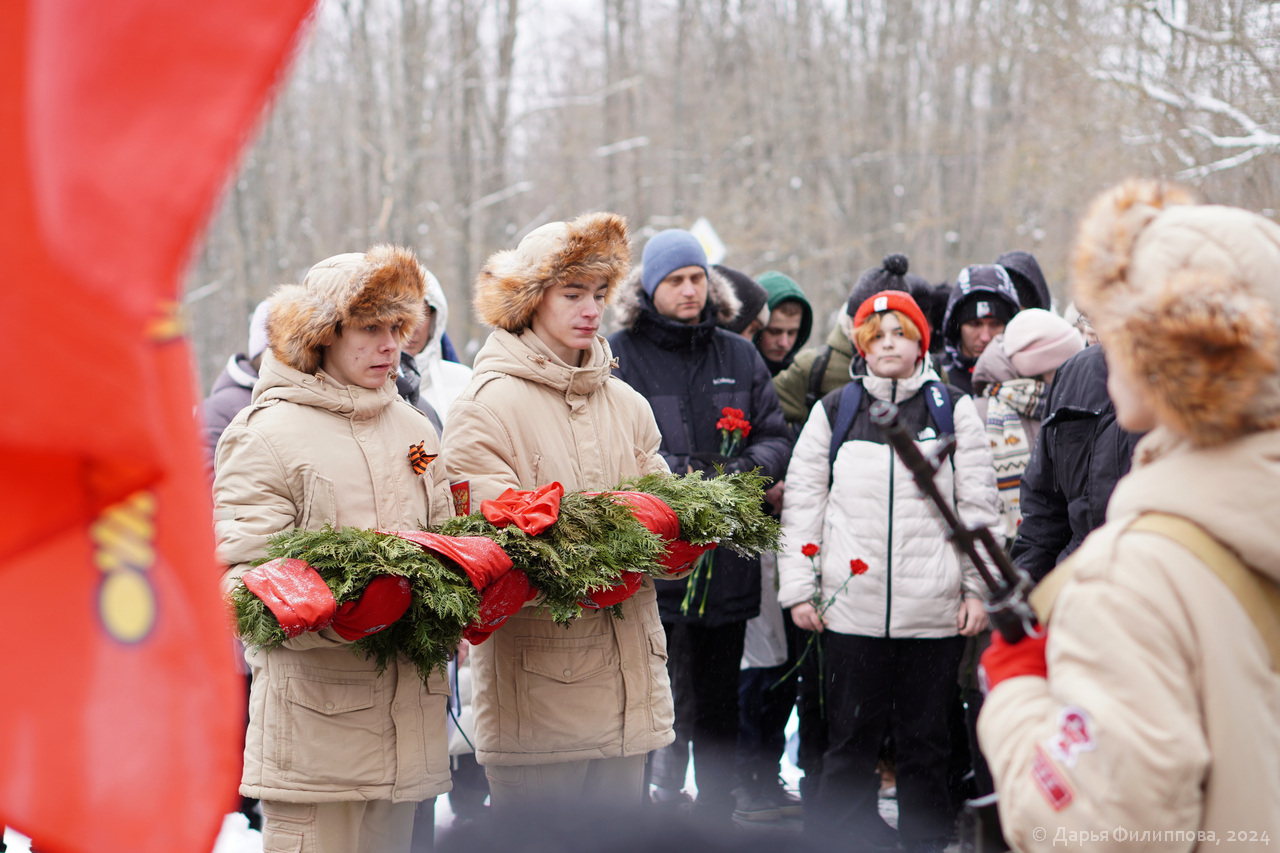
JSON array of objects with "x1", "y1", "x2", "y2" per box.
[{"x1": 778, "y1": 290, "x2": 998, "y2": 853}]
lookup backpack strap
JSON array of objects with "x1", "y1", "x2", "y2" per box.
[
  {"x1": 828, "y1": 381, "x2": 863, "y2": 470},
  {"x1": 923, "y1": 381, "x2": 953, "y2": 436},
  {"x1": 1030, "y1": 512, "x2": 1280, "y2": 673},
  {"x1": 805, "y1": 346, "x2": 834, "y2": 412}
]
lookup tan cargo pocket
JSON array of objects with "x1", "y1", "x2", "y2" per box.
[
  {"x1": 520, "y1": 635, "x2": 613, "y2": 684},
  {"x1": 301, "y1": 473, "x2": 336, "y2": 530},
  {"x1": 263, "y1": 829, "x2": 303, "y2": 853},
  {"x1": 277, "y1": 673, "x2": 385, "y2": 786},
  {"x1": 426, "y1": 667, "x2": 452, "y2": 695},
  {"x1": 260, "y1": 801, "x2": 313, "y2": 852},
  {"x1": 286, "y1": 677, "x2": 375, "y2": 715},
  {"x1": 516, "y1": 634, "x2": 622, "y2": 749},
  {"x1": 647, "y1": 629, "x2": 675, "y2": 733}
]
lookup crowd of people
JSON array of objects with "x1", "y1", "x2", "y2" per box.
[{"x1": 202, "y1": 178, "x2": 1280, "y2": 853}]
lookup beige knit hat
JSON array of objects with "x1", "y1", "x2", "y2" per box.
[{"x1": 1072, "y1": 179, "x2": 1280, "y2": 446}]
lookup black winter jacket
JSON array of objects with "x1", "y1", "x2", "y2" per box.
[
  {"x1": 609, "y1": 298, "x2": 793, "y2": 626},
  {"x1": 1010, "y1": 345, "x2": 1143, "y2": 582}
]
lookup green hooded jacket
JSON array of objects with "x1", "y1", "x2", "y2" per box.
[{"x1": 753, "y1": 271, "x2": 813, "y2": 375}]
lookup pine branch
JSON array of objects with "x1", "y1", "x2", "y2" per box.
[
  {"x1": 620, "y1": 470, "x2": 780, "y2": 555},
  {"x1": 230, "y1": 473, "x2": 779, "y2": 682}
]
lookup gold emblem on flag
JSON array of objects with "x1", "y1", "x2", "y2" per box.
[
  {"x1": 146, "y1": 300, "x2": 185, "y2": 342},
  {"x1": 91, "y1": 490, "x2": 159, "y2": 643}
]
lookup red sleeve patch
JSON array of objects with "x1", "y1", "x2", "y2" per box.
[
  {"x1": 1046, "y1": 706, "x2": 1097, "y2": 768},
  {"x1": 1032, "y1": 746, "x2": 1074, "y2": 811}
]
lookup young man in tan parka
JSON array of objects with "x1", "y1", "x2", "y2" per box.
[
  {"x1": 441, "y1": 212, "x2": 679, "y2": 811},
  {"x1": 213, "y1": 246, "x2": 455, "y2": 853},
  {"x1": 978, "y1": 180, "x2": 1280, "y2": 851}
]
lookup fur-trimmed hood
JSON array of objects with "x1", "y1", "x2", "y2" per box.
[
  {"x1": 1072, "y1": 179, "x2": 1280, "y2": 446},
  {"x1": 473, "y1": 212, "x2": 631, "y2": 332},
  {"x1": 609, "y1": 262, "x2": 741, "y2": 331},
  {"x1": 267, "y1": 245, "x2": 426, "y2": 376}
]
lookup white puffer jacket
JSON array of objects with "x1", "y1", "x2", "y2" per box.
[{"x1": 777, "y1": 362, "x2": 999, "y2": 638}]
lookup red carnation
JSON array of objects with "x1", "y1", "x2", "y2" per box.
[
  {"x1": 850, "y1": 559, "x2": 869, "y2": 576},
  {"x1": 802, "y1": 543, "x2": 820, "y2": 558},
  {"x1": 717, "y1": 407, "x2": 752, "y2": 457}
]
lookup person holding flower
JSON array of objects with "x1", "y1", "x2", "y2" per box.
[
  {"x1": 778, "y1": 289, "x2": 998, "y2": 852},
  {"x1": 608, "y1": 228, "x2": 792, "y2": 823}
]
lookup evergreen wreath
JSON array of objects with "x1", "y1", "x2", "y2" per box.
[
  {"x1": 231, "y1": 471, "x2": 779, "y2": 681},
  {"x1": 230, "y1": 526, "x2": 476, "y2": 681}
]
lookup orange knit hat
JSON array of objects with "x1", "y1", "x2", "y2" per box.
[{"x1": 852, "y1": 290, "x2": 931, "y2": 357}]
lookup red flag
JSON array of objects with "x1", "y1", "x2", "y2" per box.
[{"x1": 0, "y1": 2, "x2": 314, "y2": 851}]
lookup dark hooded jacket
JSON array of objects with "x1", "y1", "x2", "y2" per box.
[
  {"x1": 753, "y1": 271, "x2": 813, "y2": 376},
  {"x1": 996, "y1": 251, "x2": 1052, "y2": 312},
  {"x1": 940, "y1": 266, "x2": 1022, "y2": 395},
  {"x1": 1009, "y1": 344, "x2": 1143, "y2": 581},
  {"x1": 608, "y1": 267, "x2": 793, "y2": 625}
]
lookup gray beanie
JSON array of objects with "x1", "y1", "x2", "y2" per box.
[{"x1": 641, "y1": 229, "x2": 708, "y2": 296}]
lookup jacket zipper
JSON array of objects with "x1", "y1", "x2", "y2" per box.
[{"x1": 884, "y1": 379, "x2": 896, "y2": 638}]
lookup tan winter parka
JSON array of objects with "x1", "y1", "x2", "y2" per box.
[
  {"x1": 979, "y1": 427, "x2": 1280, "y2": 851},
  {"x1": 214, "y1": 352, "x2": 455, "y2": 804},
  {"x1": 441, "y1": 328, "x2": 676, "y2": 765}
]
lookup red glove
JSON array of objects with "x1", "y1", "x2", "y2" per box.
[
  {"x1": 331, "y1": 575, "x2": 413, "y2": 641},
  {"x1": 379, "y1": 530, "x2": 514, "y2": 593},
  {"x1": 242, "y1": 558, "x2": 336, "y2": 638},
  {"x1": 481, "y1": 483, "x2": 564, "y2": 536},
  {"x1": 979, "y1": 631, "x2": 1049, "y2": 693},
  {"x1": 579, "y1": 571, "x2": 644, "y2": 609},
  {"x1": 601, "y1": 492, "x2": 681, "y2": 541},
  {"x1": 462, "y1": 568, "x2": 538, "y2": 645},
  {"x1": 659, "y1": 539, "x2": 716, "y2": 574}
]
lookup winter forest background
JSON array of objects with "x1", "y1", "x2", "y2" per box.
[{"x1": 185, "y1": 0, "x2": 1280, "y2": 393}]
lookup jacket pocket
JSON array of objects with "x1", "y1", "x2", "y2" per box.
[
  {"x1": 301, "y1": 473, "x2": 336, "y2": 530},
  {"x1": 646, "y1": 629, "x2": 675, "y2": 734},
  {"x1": 420, "y1": 667, "x2": 453, "y2": 775},
  {"x1": 263, "y1": 830, "x2": 303, "y2": 853},
  {"x1": 260, "y1": 801, "x2": 313, "y2": 853},
  {"x1": 516, "y1": 634, "x2": 622, "y2": 751},
  {"x1": 426, "y1": 667, "x2": 452, "y2": 696},
  {"x1": 277, "y1": 672, "x2": 385, "y2": 787}
]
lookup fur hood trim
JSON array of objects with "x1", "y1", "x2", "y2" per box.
[
  {"x1": 1072, "y1": 179, "x2": 1280, "y2": 446},
  {"x1": 609, "y1": 262, "x2": 741, "y2": 330},
  {"x1": 473, "y1": 212, "x2": 631, "y2": 331},
  {"x1": 267, "y1": 245, "x2": 426, "y2": 375}
]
